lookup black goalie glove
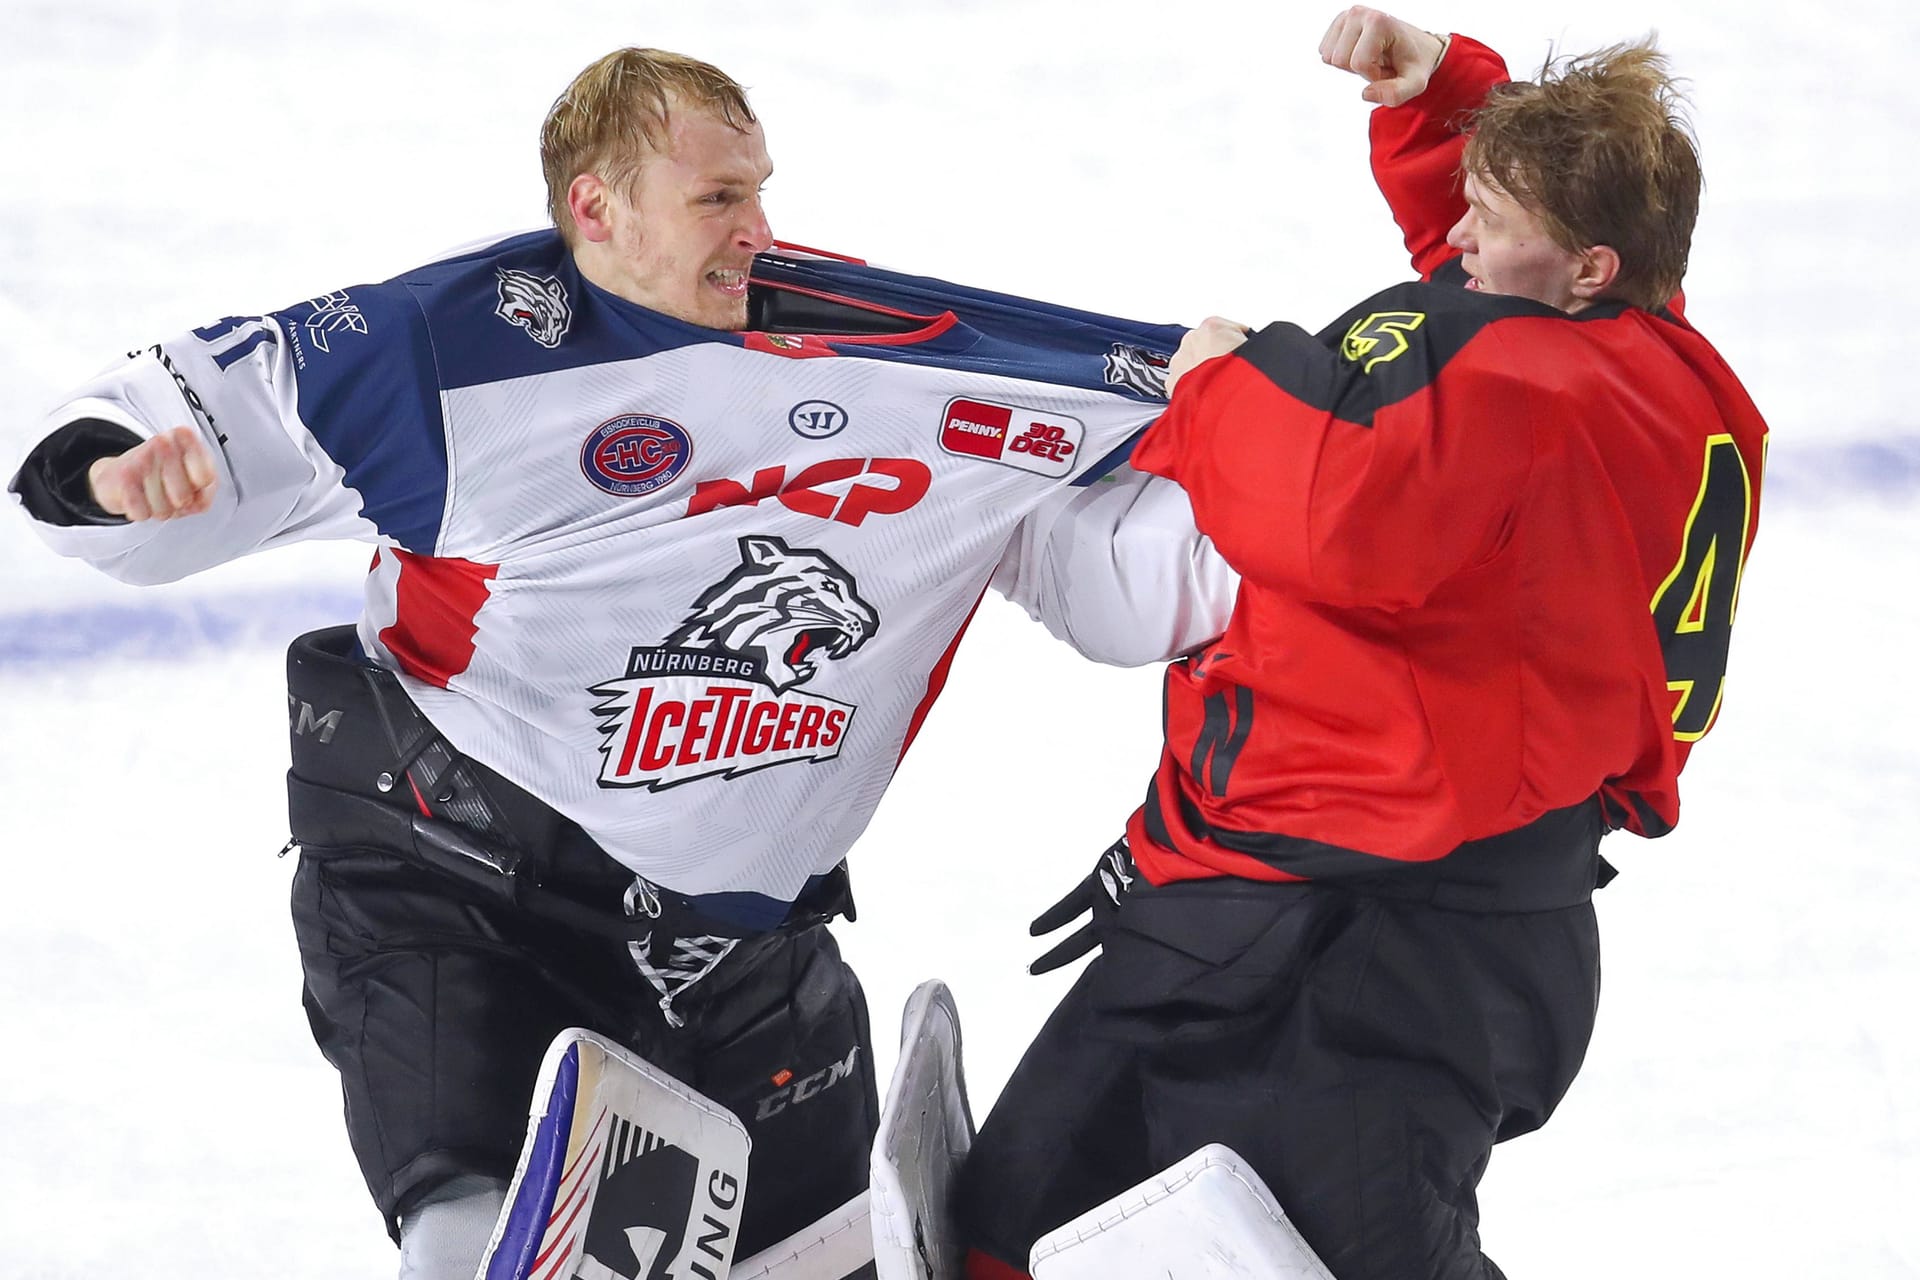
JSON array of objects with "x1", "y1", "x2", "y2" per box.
[{"x1": 1028, "y1": 837, "x2": 1137, "y2": 975}]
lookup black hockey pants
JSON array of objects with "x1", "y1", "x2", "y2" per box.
[
  {"x1": 958, "y1": 804, "x2": 1608, "y2": 1280},
  {"x1": 284, "y1": 627, "x2": 879, "y2": 1253}
]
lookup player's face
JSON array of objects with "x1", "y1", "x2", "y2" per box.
[
  {"x1": 605, "y1": 105, "x2": 775, "y2": 330},
  {"x1": 1446, "y1": 171, "x2": 1588, "y2": 312}
]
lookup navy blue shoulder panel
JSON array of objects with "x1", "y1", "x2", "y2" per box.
[
  {"x1": 751, "y1": 252, "x2": 1189, "y2": 405},
  {"x1": 273, "y1": 282, "x2": 449, "y2": 553},
  {"x1": 399, "y1": 231, "x2": 724, "y2": 391},
  {"x1": 398, "y1": 236, "x2": 1188, "y2": 408},
  {"x1": 280, "y1": 236, "x2": 1193, "y2": 538},
  {"x1": 752, "y1": 253, "x2": 1187, "y2": 485},
  {"x1": 276, "y1": 231, "x2": 746, "y2": 550}
]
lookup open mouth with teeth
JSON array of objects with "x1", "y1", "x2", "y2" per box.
[
  {"x1": 785, "y1": 627, "x2": 855, "y2": 670},
  {"x1": 708, "y1": 267, "x2": 750, "y2": 298}
]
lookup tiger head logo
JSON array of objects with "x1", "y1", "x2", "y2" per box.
[
  {"x1": 1102, "y1": 342, "x2": 1173, "y2": 399},
  {"x1": 668, "y1": 536, "x2": 878, "y2": 692},
  {"x1": 495, "y1": 267, "x2": 573, "y2": 349}
]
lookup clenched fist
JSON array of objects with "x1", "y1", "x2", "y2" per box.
[
  {"x1": 1319, "y1": 6, "x2": 1449, "y2": 107},
  {"x1": 87, "y1": 426, "x2": 218, "y2": 520}
]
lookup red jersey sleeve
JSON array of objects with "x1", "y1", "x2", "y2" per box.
[
  {"x1": 1369, "y1": 35, "x2": 1511, "y2": 278},
  {"x1": 1135, "y1": 284, "x2": 1548, "y2": 611}
]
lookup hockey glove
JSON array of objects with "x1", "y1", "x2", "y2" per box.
[{"x1": 1028, "y1": 837, "x2": 1137, "y2": 975}]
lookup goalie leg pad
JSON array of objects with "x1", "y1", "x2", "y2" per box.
[
  {"x1": 869, "y1": 981, "x2": 974, "y2": 1280},
  {"x1": 731, "y1": 1190, "x2": 875, "y2": 1280},
  {"x1": 475, "y1": 927, "x2": 881, "y2": 1280},
  {"x1": 1028, "y1": 1145, "x2": 1333, "y2": 1280},
  {"x1": 477, "y1": 1030, "x2": 753, "y2": 1280}
]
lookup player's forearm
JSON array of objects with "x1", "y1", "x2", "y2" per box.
[
  {"x1": 1368, "y1": 34, "x2": 1511, "y2": 277},
  {"x1": 992, "y1": 467, "x2": 1239, "y2": 666},
  {"x1": 11, "y1": 354, "x2": 212, "y2": 581},
  {"x1": 13, "y1": 338, "x2": 362, "y2": 584}
]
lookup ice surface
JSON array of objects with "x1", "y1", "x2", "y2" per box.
[{"x1": 2, "y1": 1, "x2": 1915, "y2": 1275}]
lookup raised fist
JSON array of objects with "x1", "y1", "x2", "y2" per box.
[
  {"x1": 1319, "y1": 6, "x2": 1449, "y2": 107},
  {"x1": 87, "y1": 426, "x2": 218, "y2": 521}
]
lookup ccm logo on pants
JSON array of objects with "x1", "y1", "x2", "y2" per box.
[{"x1": 754, "y1": 1046, "x2": 860, "y2": 1121}]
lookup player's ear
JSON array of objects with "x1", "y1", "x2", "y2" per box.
[
  {"x1": 567, "y1": 173, "x2": 616, "y2": 245},
  {"x1": 1570, "y1": 244, "x2": 1621, "y2": 303}
]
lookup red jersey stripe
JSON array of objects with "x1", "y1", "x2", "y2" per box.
[{"x1": 378, "y1": 549, "x2": 499, "y2": 689}]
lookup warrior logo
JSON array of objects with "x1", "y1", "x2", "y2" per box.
[
  {"x1": 495, "y1": 266, "x2": 573, "y2": 348},
  {"x1": 788, "y1": 398, "x2": 849, "y2": 439},
  {"x1": 1103, "y1": 342, "x2": 1174, "y2": 399},
  {"x1": 591, "y1": 536, "x2": 878, "y2": 790}
]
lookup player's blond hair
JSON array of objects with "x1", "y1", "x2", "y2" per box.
[
  {"x1": 540, "y1": 48, "x2": 757, "y2": 244},
  {"x1": 1464, "y1": 40, "x2": 1701, "y2": 309}
]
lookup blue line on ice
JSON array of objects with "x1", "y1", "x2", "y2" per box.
[{"x1": 0, "y1": 587, "x2": 361, "y2": 664}]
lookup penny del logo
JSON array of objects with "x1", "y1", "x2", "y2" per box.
[{"x1": 938, "y1": 397, "x2": 1084, "y2": 478}]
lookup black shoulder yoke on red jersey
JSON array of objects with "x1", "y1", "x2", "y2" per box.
[
  {"x1": 1232, "y1": 279, "x2": 1556, "y2": 428},
  {"x1": 1233, "y1": 273, "x2": 1649, "y2": 428}
]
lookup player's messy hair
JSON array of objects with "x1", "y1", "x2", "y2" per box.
[
  {"x1": 1464, "y1": 39, "x2": 1701, "y2": 309},
  {"x1": 541, "y1": 49, "x2": 757, "y2": 244}
]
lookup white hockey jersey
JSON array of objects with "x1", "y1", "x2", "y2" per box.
[{"x1": 16, "y1": 234, "x2": 1235, "y2": 920}]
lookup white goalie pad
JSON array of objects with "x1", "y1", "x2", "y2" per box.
[
  {"x1": 731, "y1": 1190, "x2": 874, "y2": 1280},
  {"x1": 1029, "y1": 1144, "x2": 1335, "y2": 1280},
  {"x1": 477, "y1": 1028, "x2": 752, "y2": 1280},
  {"x1": 870, "y1": 981, "x2": 976, "y2": 1280}
]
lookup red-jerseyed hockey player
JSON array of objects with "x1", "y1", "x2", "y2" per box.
[{"x1": 958, "y1": 8, "x2": 1769, "y2": 1279}]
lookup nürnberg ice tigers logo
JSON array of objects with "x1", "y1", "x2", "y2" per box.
[
  {"x1": 669, "y1": 536, "x2": 877, "y2": 692},
  {"x1": 590, "y1": 537, "x2": 878, "y2": 790},
  {"x1": 495, "y1": 267, "x2": 572, "y2": 348},
  {"x1": 1103, "y1": 342, "x2": 1173, "y2": 399}
]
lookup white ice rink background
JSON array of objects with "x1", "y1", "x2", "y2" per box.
[{"x1": 2, "y1": 0, "x2": 1915, "y2": 1275}]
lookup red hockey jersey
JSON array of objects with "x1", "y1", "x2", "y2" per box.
[{"x1": 1127, "y1": 35, "x2": 1769, "y2": 885}]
